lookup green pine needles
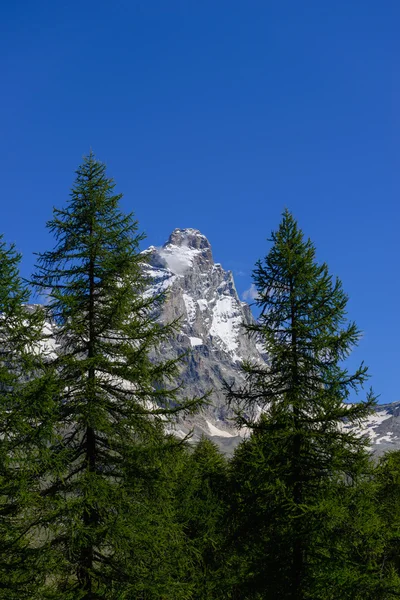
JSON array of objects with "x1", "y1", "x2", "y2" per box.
[
  {"x1": 0, "y1": 237, "x2": 53, "y2": 597},
  {"x1": 226, "y1": 209, "x2": 377, "y2": 599},
  {"x1": 29, "y1": 153, "x2": 203, "y2": 598}
]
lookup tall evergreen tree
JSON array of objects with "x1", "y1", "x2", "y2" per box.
[
  {"x1": 31, "y1": 152, "x2": 202, "y2": 598},
  {"x1": 226, "y1": 210, "x2": 376, "y2": 599},
  {"x1": 0, "y1": 236, "x2": 55, "y2": 598}
]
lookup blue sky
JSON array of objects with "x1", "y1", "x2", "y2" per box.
[{"x1": 1, "y1": 1, "x2": 399, "y2": 403}]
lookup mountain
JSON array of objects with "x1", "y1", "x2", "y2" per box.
[
  {"x1": 143, "y1": 228, "x2": 263, "y2": 454},
  {"x1": 27, "y1": 227, "x2": 399, "y2": 456},
  {"x1": 344, "y1": 401, "x2": 400, "y2": 457},
  {"x1": 144, "y1": 228, "x2": 400, "y2": 456}
]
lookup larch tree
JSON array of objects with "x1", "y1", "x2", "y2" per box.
[
  {"x1": 226, "y1": 209, "x2": 376, "y2": 599},
  {"x1": 174, "y1": 437, "x2": 228, "y2": 600},
  {"x1": 31, "y1": 152, "x2": 202, "y2": 599},
  {"x1": 0, "y1": 236, "x2": 56, "y2": 598}
]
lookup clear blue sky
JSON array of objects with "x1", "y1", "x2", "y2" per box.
[{"x1": 1, "y1": 1, "x2": 399, "y2": 403}]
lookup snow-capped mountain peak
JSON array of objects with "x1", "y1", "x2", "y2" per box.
[
  {"x1": 145, "y1": 228, "x2": 258, "y2": 363},
  {"x1": 148, "y1": 228, "x2": 214, "y2": 277},
  {"x1": 143, "y1": 228, "x2": 262, "y2": 449}
]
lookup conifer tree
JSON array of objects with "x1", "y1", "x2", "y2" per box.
[
  {"x1": 31, "y1": 152, "x2": 202, "y2": 598},
  {"x1": 0, "y1": 236, "x2": 54, "y2": 598},
  {"x1": 174, "y1": 437, "x2": 228, "y2": 599},
  {"x1": 373, "y1": 450, "x2": 400, "y2": 591},
  {"x1": 226, "y1": 210, "x2": 376, "y2": 599},
  {"x1": 319, "y1": 468, "x2": 400, "y2": 599}
]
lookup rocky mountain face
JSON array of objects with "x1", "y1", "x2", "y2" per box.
[
  {"x1": 143, "y1": 228, "x2": 263, "y2": 454},
  {"x1": 344, "y1": 401, "x2": 400, "y2": 457},
  {"x1": 145, "y1": 228, "x2": 400, "y2": 456}
]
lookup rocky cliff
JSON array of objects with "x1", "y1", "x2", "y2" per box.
[{"x1": 143, "y1": 228, "x2": 263, "y2": 453}]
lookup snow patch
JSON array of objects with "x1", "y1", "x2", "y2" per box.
[
  {"x1": 189, "y1": 336, "x2": 203, "y2": 347},
  {"x1": 165, "y1": 425, "x2": 188, "y2": 440},
  {"x1": 143, "y1": 265, "x2": 176, "y2": 297},
  {"x1": 362, "y1": 410, "x2": 393, "y2": 440},
  {"x1": 173, "y1": 228, "x2": 207, "y2": 240},
  {"x1": 183, "y1": 293, "x2": 196, "y2": 324},
  {"x1": 343, "y1": 409, "x2": 393, "y2": 442},
  {"x1": 197, "y1": 299, "x2": 208, "y2": 312},
  {"x1": 35, "y1": 322, "x2": 58, "y2": 358},
  {"x1": 209, "y1": 296, "x2": 242, "y2": 360},
  {"x1": 376, "y1": 432, "x2": 395, "y2": 445},
  {"x1": 159, "y1": 244, "x2": 202, "y2": 276},
  {"x1": 365, "y1": 410, "x2": 392, "y2": 426},
  {"x1": 206, "y1": 420, "x2": 235, "y2": 438}
]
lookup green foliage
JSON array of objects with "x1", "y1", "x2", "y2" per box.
[
  {"x1": 373, "y1": 451, "x2": 400, "y2": 589},
  {"x1": 226, "y1": 210, "x2": 377, "y2": 599},
  {"x1": 310, "y1": 474, "x2": 400, "y2": 599},
  {"x1": 174, "y1": 437, "x2": 228, "y2": 599},
  {"x1": 0, "y1": 236, "x2": 56, "y2": 597},
  {"x1": 2, "y1": 179, "x2": 400, "y2": 599},
  {"x1": 29, "y1": 153, "x2": 203, "y2": 598}
]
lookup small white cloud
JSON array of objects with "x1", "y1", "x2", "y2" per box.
[{"x1": 242, "y1": 284, "x2": 258, "y2": 302}]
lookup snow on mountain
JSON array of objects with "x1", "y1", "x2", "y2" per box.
[
  {"x1": 145, "y1": 228, "x2": 259, "y2": 365},
  {"x1": 144, "y1": 228, "x2": 263, "y2": 452},
  {"x1": 343, "y1": 401, "x2": 400, "y2": 456}
]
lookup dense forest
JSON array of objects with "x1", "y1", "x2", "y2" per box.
[{"x1": 1, "y1": 153, "x2": 399, "y2": 599}]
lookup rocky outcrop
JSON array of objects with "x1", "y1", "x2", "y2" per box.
[{"x1": 143, "y1": 228, "x2": 263, "y2": 453}]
